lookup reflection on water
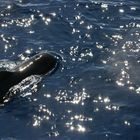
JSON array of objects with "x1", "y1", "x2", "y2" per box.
[
  {"x1": 106, "y1": 27, "x2": 140, "y2": 94},
  {"x1": 0, "y1": 0, "x2": 140, "y2": 140}
]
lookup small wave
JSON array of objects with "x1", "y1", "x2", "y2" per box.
[{"x1": 16, "y1": 3, "x2": 49, "y2": 8}]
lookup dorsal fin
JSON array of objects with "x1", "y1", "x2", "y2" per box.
[{"x1": 0, "y1": 71, "x2": 13, "y2": 80}]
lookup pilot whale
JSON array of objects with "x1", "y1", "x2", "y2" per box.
[{"x1": 0, "y1": 52, "x2": 59, "y2": 103}]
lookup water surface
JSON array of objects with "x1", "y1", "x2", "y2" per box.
[{"x1": 0, "y1": 0, "x2": 140, "y2": 140}]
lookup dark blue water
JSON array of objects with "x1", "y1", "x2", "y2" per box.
[{"x1": 0, "y1": 0, "x2": 140, "y2": 140}]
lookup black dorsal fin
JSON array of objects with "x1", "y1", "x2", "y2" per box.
[{"x1": 0, "y1": 71, "x2": 13, "y2": 81}]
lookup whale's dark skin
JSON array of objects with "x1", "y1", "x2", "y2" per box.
[{"x1": 0, "y1": 52, "x2": 58, "y2": 103}]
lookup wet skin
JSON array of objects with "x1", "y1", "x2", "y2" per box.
[{"x1": 0, "y1": 52, "x2": 58, "y2": 103}]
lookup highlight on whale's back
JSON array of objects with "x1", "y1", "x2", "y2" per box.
[{"x1": 0, "y1": 51, "x2": 60, "y2": 104}]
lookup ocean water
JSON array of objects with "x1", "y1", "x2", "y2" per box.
[{"x1": 0, "y1": 0, "x2": 140, "y2": 140}]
